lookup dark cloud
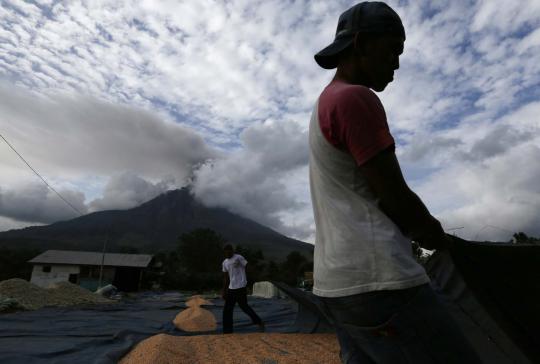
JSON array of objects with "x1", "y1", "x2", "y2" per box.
[
  {"x1": 0, "y1": 184, "x2": 87, "y2": 224},
  {"x1": 0, "y1": 173, "x2": 177, "y2": 225},
  {"x1": 0, "y1": 85, "x2": 215, "y2": 183},
  {"x1": 402, "y1": 136, "x2": 462, "y2": 162},
  {"x1": 466, "y1": 125, "x2": 535, "y2": 161},
  {"x1": 241, "y1": 121, "x2": 309, "y2": 171},
  {"x1": 89, "y1": 172, "x2": 174, "y2": 211},
  {"x1": 0, "y1": 86, "x2": 216, "y2": 227}
]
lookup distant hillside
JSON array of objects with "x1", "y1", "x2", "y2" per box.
[{"x1": 0, "y1": 189, "x2": 313, "y2": 262}]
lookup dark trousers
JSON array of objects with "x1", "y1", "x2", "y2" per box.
[
  {"x1": 222, "y1": 287, "x2": 262, "y2": 333},
  {"x1": 322, "y1": 284, "x2": 480, "y2": 364}
]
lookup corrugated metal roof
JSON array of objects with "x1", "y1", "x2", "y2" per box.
[{"x1": 28, "y1": 250, "x2": 153, "y2": 268}]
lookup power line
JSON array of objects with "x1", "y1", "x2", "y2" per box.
[
  {"x1": 474, "y1": 224, "x2": 513, "y2": 241},
  {"x1": 0, "y1": 132, "x2": 84, "y2": 217}
]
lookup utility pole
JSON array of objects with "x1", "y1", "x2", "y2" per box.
[{"x1": 98, "y1": 233, "x2": 108, "y2": 290}]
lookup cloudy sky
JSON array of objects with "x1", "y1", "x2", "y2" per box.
[{"x1": 0, "y1": 0, "x2": 539, "y2": 242}]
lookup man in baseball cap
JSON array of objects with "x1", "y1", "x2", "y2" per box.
[
  {"x1": 315, "y1": 1, "x2": 405, "y2": 69},
  {"x1": 309, "y1": 2, "x2": 480, "y2": 363}
]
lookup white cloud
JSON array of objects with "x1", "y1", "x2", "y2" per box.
[
  {"x1": 0, "y1": 0, "x2": 539, "y2": 243},
  {"x1": 0, "y1": 0, "x2": 340, "y2": 140},
  {"x1": 472, "y1": 1, "x2": 540, "y2": 33},
  {"x1": 412, "y1": 100, "x2": 540, "y2": 241}
]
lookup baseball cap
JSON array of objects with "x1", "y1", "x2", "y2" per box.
[{"x1": 314, "y1": 2, "x2": 405, "y2": 69}]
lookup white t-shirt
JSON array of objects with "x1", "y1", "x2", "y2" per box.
[
  {"x1": 309, "y1": 87, "x2": 429, "y2": 298},
  {"x1": 222, "y1": 254, "x2": 248, "y2": 289}
]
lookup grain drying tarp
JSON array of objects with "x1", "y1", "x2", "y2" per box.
[{"x1": 0, "y1": 292, "x2": 305, "y2": 364}]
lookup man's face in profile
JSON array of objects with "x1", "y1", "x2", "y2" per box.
[
  {"x1": 224, "y1": 247, "x2": 234, "y2": 259},
  {"x1": 363, "y1": 34, "x2": 404, "y2": 92}
]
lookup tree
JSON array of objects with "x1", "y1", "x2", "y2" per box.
[
  {"x1": 160, "y1": 228, "x2": 227, "y2": 290},
  {"x1": 511, "y1": 232, "x2": 540, "y2": 244},
  {"x1": 177, "y1": 229, "x2": 226, "y2": 273},
  {"x1": 0, "y1": 248, "x2": 41, "y2": 281},
  {"x1": 265, "y1": 260, "x2": 280, "y2": 281},
  {"x1": 118, "y1": 246, "x2": 140, "y2": 254},
  {"x1": 279, "y1": 251, "x2": 310, "y2": 286},
  {"x1": 154, "y1": 250, "x2": 182, "y2": 290}
]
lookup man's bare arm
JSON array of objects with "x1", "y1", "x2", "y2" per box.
[
  {"x1": 222, "y1": 272, "x2": 230, "y2": 299},
  {"x1": 358, "y1": 147, "x2": 451, "y2": 250}
]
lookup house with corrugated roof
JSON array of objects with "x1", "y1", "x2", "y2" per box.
[{"x1": 28, "y1": 250, "x2": 153, "y2": 292}]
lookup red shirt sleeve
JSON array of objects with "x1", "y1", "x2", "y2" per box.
[{"x1": 318, "y1": 82, "x2": 395, "y2": 166}]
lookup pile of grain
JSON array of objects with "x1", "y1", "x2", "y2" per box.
[
  {"x1": 120, "y1": 333, "x2": 340, "y2": 364},
  {"x1": 0, "y1": 279, "x2": 46, "y2": 310},
  {"x1": 173, "y1": 295, "x2": 216, "y2": 332},
  {"x1": 47, "y1": 281, "x2": 112, "y2": 306},
  {"x1": 185, "y1": 295, "x2": 212, "y2": 307},
  {"x1": 0, "y1": 279, "x2": 111, "y2": 311},
  {"x1": 0, "y1": 295, "x2": 21, "y2": 312}
]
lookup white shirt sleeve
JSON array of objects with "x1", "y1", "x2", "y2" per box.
[
  {"x1": 238, "y1": 255, "x2": 248, "y2": 267},
  {"x1": 222, "y1": 260, "x2": 228, "y2": 273}
]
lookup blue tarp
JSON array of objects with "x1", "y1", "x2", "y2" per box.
[{"x1": 0, "y1": 292, "x2": 301, "y2": 364}]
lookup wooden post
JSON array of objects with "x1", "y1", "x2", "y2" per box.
[
  {"x1": 98, "y1": 235, "x2": 108, "y2": 290},
  {"x1": 138, "y1": 269, "x2": 143, "y2": 291}
]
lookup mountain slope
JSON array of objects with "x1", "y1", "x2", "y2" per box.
[{"x1": 0, "y1": 189, "x2": 313, "y2": 262}]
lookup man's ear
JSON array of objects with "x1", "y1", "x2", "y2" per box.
[{"x1": 353, "y1": 33, "x2": 374, "y2": 57}]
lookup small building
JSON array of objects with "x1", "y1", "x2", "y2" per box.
[{"x1": 28, "y1": 250, "x2": 153, "y2": 292}]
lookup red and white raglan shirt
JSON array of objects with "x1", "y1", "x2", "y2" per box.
[{"x1": 309, "y1": 80, "x2": 429, "y2": 297}]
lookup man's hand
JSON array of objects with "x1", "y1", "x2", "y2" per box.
[
  {"x1": 416, "y1": 227, "x2": 455, "y2": 251},
  {"x1": 358, "y1": 147, "x2": 453, "y2": 250},
  {"x1": 222, "y1": 272, "x2": 229, "y2": 300}
]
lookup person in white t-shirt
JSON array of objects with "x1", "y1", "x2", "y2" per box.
[{"x1": 221, "y1": 244, "x2": 264, "y2": 334}]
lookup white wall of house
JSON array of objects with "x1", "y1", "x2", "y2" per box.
[{"x1": 30, "y1": 264, "x2": 80, "y2": 288}]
